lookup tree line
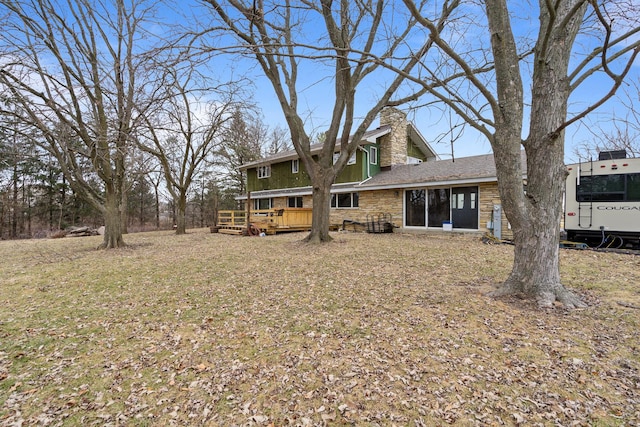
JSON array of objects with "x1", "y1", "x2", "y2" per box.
[{"x1": 0, "y1": 96, "x2": 289, "y2": 239}]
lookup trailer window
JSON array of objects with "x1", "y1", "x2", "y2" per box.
[
  {"x1": 577, "y1": 173, "x2": 640, "y2": 202},
  {"x1": 628, "y1": 174, "x2": 640, "y2": 200}
]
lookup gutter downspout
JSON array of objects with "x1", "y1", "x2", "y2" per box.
[{"x1": 358, "y1": 145, "x2": 371, "y2": 180}]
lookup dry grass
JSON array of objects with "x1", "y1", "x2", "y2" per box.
[{"x1": 1, "y1": 228, "x2": 639, "y2": 426}]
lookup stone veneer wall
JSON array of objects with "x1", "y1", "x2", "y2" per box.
[
  {"x1": 328, "y1": 189, "x2": 403, "y2": 227},
  {"x1": 478, "y1": 182, "x2": 512, "y2": 240},
  {"x1": 272, "y1": 198, "x2": 286, "y2": 209},
  {"x1": 379, "y1": 108, "x2": 408, "y2": 168}
]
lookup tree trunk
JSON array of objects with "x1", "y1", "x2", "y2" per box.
[
  {"x1": 58, "y1": 175, "x2": 66, "y2": 230},
  {"x1": 140, "y1": 182, "x2": 145, "y2": 227},
  {"x1": 175, "y1": 193, "x2": 187, "y2": 235},
  {"x1": 100, "y1": 188, "x2": 125, "y2": 249},
  {"x1": 0, "y1": 198, "x2": 4, "y2": 238},
  {"x1": 491, "y1": 145, "x2": 586, "y2": 308},
  {"x1": 11, "y1": 163, "x2": 18, "y2": 238},
  {"x1": 154, "y1": 185, "x2": 160, "y2": 229},
  {"x1": 304, "y1": 174, "x2": 335, "y2": 243},
  {"x1": 26, "y1": 185, "x2": 31, "y2": 237},
  {"x1": 200, "y1": 186, "x2": 205, "y2": 228},
  {"x1": 485, "y1": 0, "x2": 588, "y2": 308},
  {"x1": 120, "y1": 192, "x2": 128, "y2": 234}
]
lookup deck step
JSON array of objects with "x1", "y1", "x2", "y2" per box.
[{"x1": 218, "y1": 228, "x2": 245, "y2": 235}]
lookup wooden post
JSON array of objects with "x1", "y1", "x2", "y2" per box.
[{"x1": 246, "y1": 191, "x2": 251, "y2": 233}]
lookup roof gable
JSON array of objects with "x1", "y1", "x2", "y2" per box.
[{"x1": 407, "y1": 123, "x2": 438, "y2": 161}]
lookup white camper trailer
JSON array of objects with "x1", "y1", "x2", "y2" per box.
[{"x1": 565, "y1": 150, "x2": 640, "y2": 248}]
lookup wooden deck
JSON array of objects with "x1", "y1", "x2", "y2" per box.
[{"x1": 215, "y1": 208, "x2": 313, "y2": 235}]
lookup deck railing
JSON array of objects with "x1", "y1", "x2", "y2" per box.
[
  {"x1": 217, "y1": 208, "x2": 313, "y2": 231},
  {"x1": 217, "y1": 210, "x2": 246, "y2": 227}
]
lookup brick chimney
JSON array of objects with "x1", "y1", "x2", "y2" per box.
[{"x1": 379, "y1": 107, "x2": 408, "y2": 168}]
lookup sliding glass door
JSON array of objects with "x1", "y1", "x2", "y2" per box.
[
  {"x1": 405, "y1": 189, "x2": 426, "y2": 226},
  {"x1": 427, "y1": 189, "x2": 450, "y2": 227},
  {"x1": 405, "y1": 186, "x2": 478, "y2": 230}
]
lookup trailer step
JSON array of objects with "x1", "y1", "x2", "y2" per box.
[{"x1": 559, "y1": 241, "x2": 589, "y2": 249}]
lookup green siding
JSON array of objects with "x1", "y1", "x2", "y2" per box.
[
  {"x1": 247, "y1": 159, "x2": 312, "y2": 191},
  {"x1": 335, "y1": 150, "x2": 365, "y2": 183},
  {"x1": 246, "y1": 150, "x2": 377, "y2": 192},
  {"x1": 407, "y1": 139, "x2": 427, "y2": 162},
  {"x1": 366, "y1": 143, "x2": 381, "y2": 177}
]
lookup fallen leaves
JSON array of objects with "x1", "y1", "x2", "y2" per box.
[{"x1": 0, "y1": 230, "x2": 639, "y2": 425}]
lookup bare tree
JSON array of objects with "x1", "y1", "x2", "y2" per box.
[
  {"x1": 0, "y1": 99, "x2": 39, "y2": 238},
  {"x1": 147, "y1": 167, "x2": 166, "y2": 229},
  {"x1": 126, "y1": 149, "x2": 160, "y2": 230},
  {"x1": 573, "y1": 78, "x2": 640, "y2": 159},
  {"x1": 402, "y1": 0, "x2": 640, "y2": 307},
  {"x1": 574, "y1": 121, "x2": 640, "y2": 160},
  {"x1": 137, "y1": 65, "x2": 240, "y2": 234},
  {"x1": 201, "y1": 0, "x2": 457, "y2": 242},
  {"x1": 0, "y1": 0, "x2": 164, "y2": 248},
  {"x1": 266, "y1": 125, "x2": 292, "y2": 155},
  {"x1": 217, "y1": 109, "x2": 266, "y2": 196},
  {"x1": 217, "y1": 111, "x2": 290, "y2": 198}
]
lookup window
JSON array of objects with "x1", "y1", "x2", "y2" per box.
[
  {"x1": 452, "y1": 193, "x2": 465, "y2": 209},
  {"x1": 348, "y1": 152, "x2": 356, "y2": 165},
  {"x1": 577, "y1": 173, "x2": 640, "y2": 202},
  {"x1": 292, "y1": 159, "x2": 299, "y2": 174},
  {"x1": 428, "y1": 188, "x2": 450, "y2": 227},
  {"x1": 257, "y1": 165, "x2": 271, "y2": 179},
  {"x1": 288, "y1": 196, "x2": 303, "y2": 208},
  {"x1": 450, "y1": 192, "x2": 474, "y2": 210},
  {"x1": 629, "y1": 174, "x2": 640, "y2": 200},
  {"x1": 331, "y1": 192, "x2": 359, "y2": 208},
  {"x1": 405, "y1": 189, "x2": 426, "y2": 226},
  {"x1": 253, "y1": 198, "x2": 272, "y2": 210},
  {"x1": 333, "y1": 152, "x2": 357, "y2": 165},
  {"x1": 369, "y1": 146, "x2": 378, "y2": 165}
]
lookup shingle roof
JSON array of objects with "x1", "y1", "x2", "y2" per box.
[{"x1": 359, "y1": 151, "x2": 527, "y2": 188}]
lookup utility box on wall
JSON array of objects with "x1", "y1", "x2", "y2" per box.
[{"x1": 493, "y1": 204, "x2": 502, "y2": 240}]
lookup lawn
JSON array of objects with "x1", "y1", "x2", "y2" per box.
[{"x1": 1, "y1": 228, "x2": 639, "y2": 426}]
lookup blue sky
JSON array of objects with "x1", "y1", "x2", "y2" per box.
[
  {"x1": 193, "y1": 1, "x2": 639, "y2": 164},
  {"x1": 246, "y1": 51, "x2": 638, "y2": 165},
  {"x1": 9, "y1": 0, "x2": 633, "y2": 164}
]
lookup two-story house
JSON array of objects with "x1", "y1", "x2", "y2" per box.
[{"x1": 239, "y1": 108, "x2": 522, "y2": 238}]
